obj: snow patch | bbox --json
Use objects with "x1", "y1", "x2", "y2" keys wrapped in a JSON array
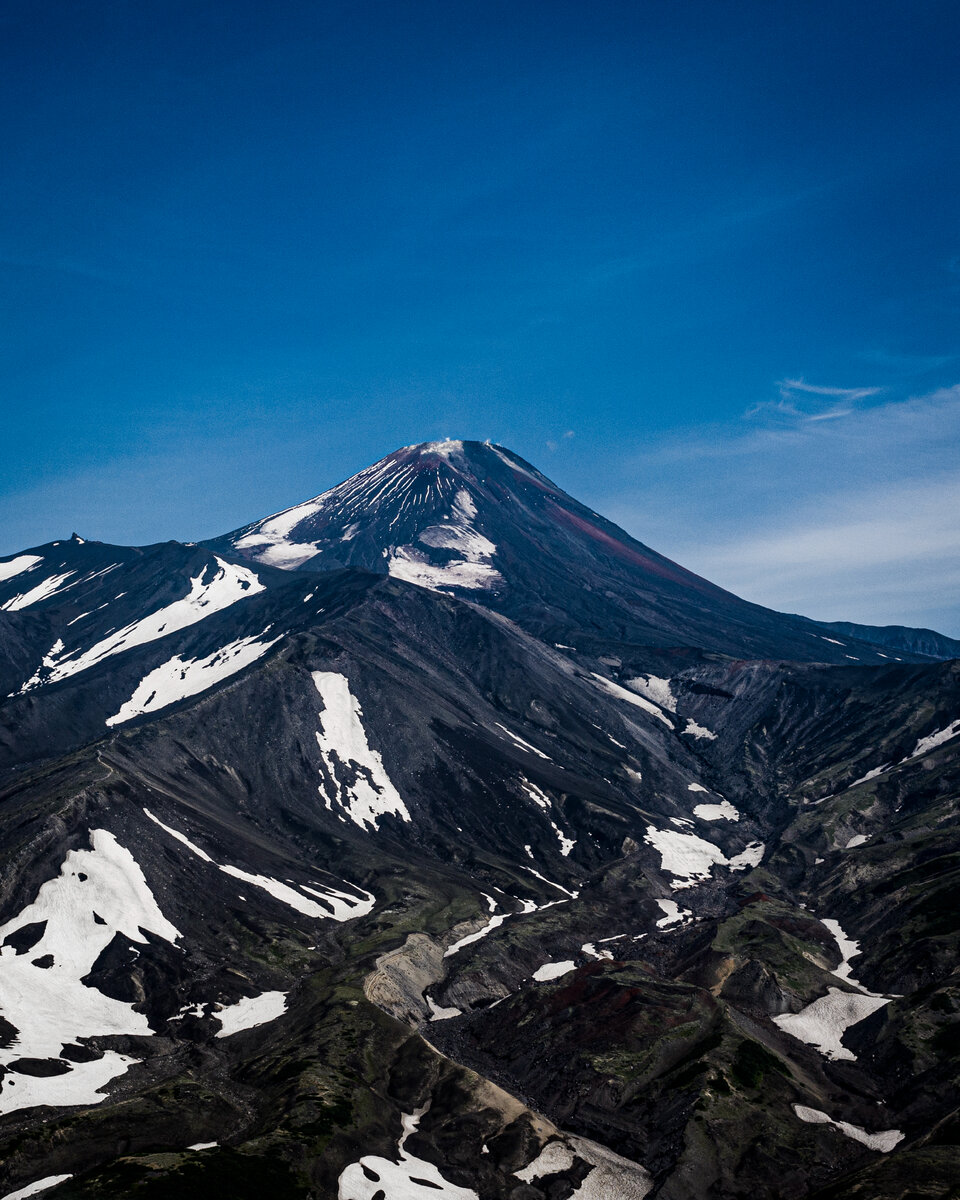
[
  {"x1": 143, "y1": 808, "x2": 374, "y2": 921},
  {"x1": 444, "y1": 895, "x2": 509, "y2": 958},
  {"x1": 581, "y1": 942, "x2": 614, "y2": 961},
  {"x1": 1, "y1": 571, "x2": 76, "y2": 611},
  {"x1": 644, "y1": 826, "x2": 762, "y2": 887},
  {"x1": 682, "y1": 718, "x2": 717, "y2": 740},
  {"x1": 792, "y1": 1105, "x2": 904, "y2": 1152},
  {"x1": 655, "y1": 899, "x2": 692, "y2": 928},
  {"x1": 106, "y1": 632, "x2": 281, "y2": 725},
  {"x1": 337, "y1": 1105, "x2": 479, "y2": 1200},
  {"x1": 520, "y1": 779, "x2": 575, "y2": 854},
  {"x1": 313, "y1": 671, "x2": 411, "y2": 830},
  {"x1": 388, "y1": 543, "x2": 501, "y2": 592},
  {"x1": 591, "y1": 673, "x2": 673, "y2": 727},
  {"x1": 533, "y1": 960, "x2": 575, "y2": 982},
  {"x1": 0, "y1": 554, "x2": 43, "y2": 583},
  {"x1": 498, "y1": 724, "x2": 551, "y2": 760},
  {"x1": 643, "y1": 827, "x2": 728, "y2": 889},
  {"x1": 214, "y1": 990, "x2": 288, "y2": 1038},
  {"x1": 847, "y1": 765, "x2": 891, "y2": 788},
  {"x1": 693, "y1": 800, "x2": 740, "y2": 822},
  {"x1": 728, "y1": 841, "x2": 765, "y2": 870},
  {"x1": 774, "y1": 988, "x2": 889, "y2": 1061},
  {"x1": 234, "y1": 495, "x2": 329, "y2": 568},
  {"x1": 1, "y1": 1176, "x2": 74, "y2": 1200},
  {"x1": 518, "y1": 1137, "x2": 653, "y2": 1198},
  {"x1": 20, "y1": 558, "x2": 264, "y2": 692},
  {"x1": 515, "y1": 1142, "x2": 575, "y2": 1181},
  {"x1": 908, "y1": 718, "x2": 960, "y2": 760},
  {"x1": 426, "y1": 995, "x2": 462, "y2": 1021},
  {"x1": 773, "y1": 915, "x2": 896, "y2": 1060},
  {"x1": 623, "y1": 674, "x2": 677, "y2": 712},
  {"x1": 0, "y1": 830, "x2": 180, "y2": 1115},
  {"x1": 845, "y1": 834, "x2": 870, "y2": 848}
]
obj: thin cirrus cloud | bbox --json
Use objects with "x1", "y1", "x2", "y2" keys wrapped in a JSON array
[
  {"x1": 599, "y1": 384, "x2": 960, "y2": 636},
  {"x1": 741, "y1": 379, "x2": 885, "y2": 425},
  {"x1": 776, "y1": 378, "x2": 883, "y2": 402}
]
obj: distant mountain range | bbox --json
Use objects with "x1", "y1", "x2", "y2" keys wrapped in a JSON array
[{"x1": 0, "y1": 440, "x2": 957, "y2": 1200}]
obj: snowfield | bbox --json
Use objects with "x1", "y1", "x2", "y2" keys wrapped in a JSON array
[
  {"x1": 215, "y1": 990, "x2": 288, "y2": 1038},
  {"x1": 0, "y1": 829, "x2": 180, "y2": 1114},
  {"x1": 644, "y1": 826, "x2": 764, "y2": 888},
  {"x1": 106, "y1": 631, "x2": 281, "y2": 725},
  {"x1": 20, "y1": 558, "x2": 264, "y2": 693},
  {"x1": 792, "y1": 1105, "x2": 904, "y2": 1152},
  {"x1": 338, "y1": 1106, "x2": 481, "y2": 1200},
  {"x1": 313, "y1": 671, "x2": 411, "y2": 830}
]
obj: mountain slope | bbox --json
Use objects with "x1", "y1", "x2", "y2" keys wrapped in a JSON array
[
  {"x1": 808, "y1": 619, "x2": 960, "y2": 662},
  {"x1": 208, "y1": 440, "x2": 918, "y2": 666},
  {"x1": 0, "y1": 442, "x2": 956, "y2": 1200}
]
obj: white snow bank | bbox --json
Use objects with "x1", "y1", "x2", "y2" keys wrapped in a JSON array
[
  {"x1": 1, "y1": 1175, "x2": 74, "y2": 1200},
  {"x1": 520, "y1": 779, "x2": 575, "y2": 854},
  {"x1": 426, "y1": 995, "x2": 461, "y2": 1021},
  {"x1": 388, "y1": 548, "x2": 501, "y2": 592},
  {"x1": 643, "y1": 827, "x2": 729, "y2": 889},
  {"x1": 821, "y1": 917, "x2": 872, "y2": 990},
  {"x1": 533, "y1": 960, "x2": 575, "y2": 982},
  {"x1": 215, "y1": 990, "x2": 288, "y2": 1038},
  {"x1": 20, "y1": 558, "x2": 264, "y2": 692},
  {"x1": 792, "y1": 1105, "x2": 904, "y2": 1152},
  {"x1": 499, "y1": 725, "x2": 552, "y2": 760},
  {"x1": 566, "y1": 1135, "x2": 654, "y2": 1199},
  {"x1": 517, "y1": 1136, "x2": 653, "y2": 1198},
  {"x1": 0, "y1": 829, "x2": 179, "y2": 1114},
  {"x1": 908, "y1": 718, "x2": 960, "y2": 760},
  {"x1": 106, "y1": 632, "x2": 280, "y2": 725},
  {"x1": 388, "y1": 490, "x2": 500, "y2": 594},
  {"x1": 773, "y1": 988, "x2": 889, "y2": 1061},
  {"x1": 591, "y1": 674, "x2": 672, "y2": 727},
  {"x1": 845, "y1": 834, "x2": 870, "y2": 848},
  {"x1": 444, "y1": 895, "x2": 508, "y2": 958},
  {"x1": 581, "y1": 942, "x2": 614, "y2": 960},
  {"x1": 313, "y1": 671, "x2": 411, "y2": 830},
  {"x1": 644, "y1": 826, "x2": 762, "y2": 888},
  {"x1": 687, "y1": 783, "x2": 709, "y2": 793},
  {"x1": 1, "y1": 571, "x2": 76, "y2": 611},
  {"x1": 0, "y1": 554, "x2": 42, "y2": 583},
  {"x1": 234, "y1": 496, "x2": 328, "y2": 568},
  {"x1": 728, "y1": 842, "x2": 765, "y2": 870},
  {"x1": 655, "y1": 899, "x2": 692, "y2": 929},
  {"x1": 221, "y1": 866, "x2": 357, "y2": 919},
  {"x1": 847, "y1": 765, "x2": 891, "y2": 789},
  {"x1": 337, "y1": 1106, "x2": 480, "y2": 1200},
  {"x1": 623, "y1": 674, "x2": 677, "y2": 712},
  {"x1": 682, "y1": 719, "x2": 717, "y2": 740},
  {"x1": 515, "y1": 1141, "x2": 575, "y2": 1180},
  {"x1": 693, "y1": 800, "x2": 740, "y2": 822}
]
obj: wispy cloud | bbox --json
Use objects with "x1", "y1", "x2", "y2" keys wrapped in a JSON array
[
  {"x1": 776, "y1": 378, "x2": 882, "y2": 402},
  {"x1": 594, "y1": 384, "x2": 960, "y2": 635},
  {"x1": 741, "y1": 378, "x2": 885, "y2": 424},
  {"x1": 545, "y1": 429, "x2": 575, "y2": 453}
]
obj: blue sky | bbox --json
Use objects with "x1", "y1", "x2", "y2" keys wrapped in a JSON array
[{"x1": 1, "y1": 1, "x2": 958, "y2": 633}]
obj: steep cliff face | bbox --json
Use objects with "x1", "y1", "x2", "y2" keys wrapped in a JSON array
[{"x1": 0, "y1": 444, "x2": 956, "y2": 1200}]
